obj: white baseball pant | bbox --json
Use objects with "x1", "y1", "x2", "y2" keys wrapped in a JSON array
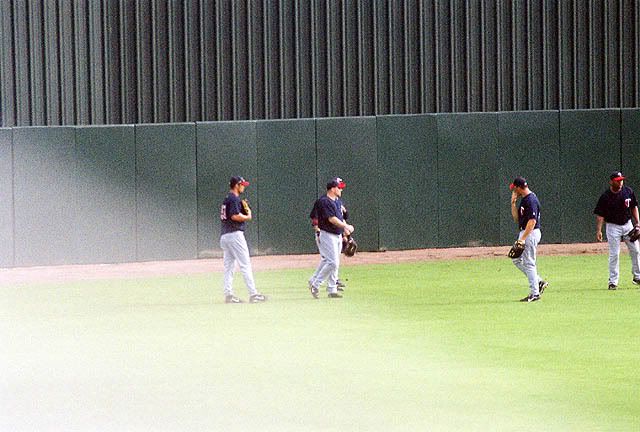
[
  {"x1": 220, "y1": 231, "x2": 258, "y2": 297},
  {"x1": 512, "y1": 228, "x2": 543, "y2": 296},
  {"x1": 309, "y1": 230, "x2": 342, "y2": 294},
  {"x1": 605, "y1": 220, "x2": 640, "y2": 285}
]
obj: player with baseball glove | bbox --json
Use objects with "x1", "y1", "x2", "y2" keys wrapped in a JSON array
[
  {"x1": 594, "y1": 171, "x2": 640, "y2": 290},
  {"x1": 509, "y1": 176, "x2": 548, "y2": 302},
  {"x1": 310, "y1": 198, "x2": 350, "y2": 290},
  {"x1": 308, "y1": 177, "x2": 354, "y2": 299},
  {"x1": 220, "y1": 176, "x2": 266, "y2": 304}
]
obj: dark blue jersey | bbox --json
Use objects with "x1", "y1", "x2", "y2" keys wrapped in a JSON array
[
  {"x1": 315, "y1": 195, "x2": 344, "y2": 235},
  {"x1": 220, "y1": 193, "x2": 246, "y2": 234},
  {"x1": 518, "y1": 192, "x2": 541, "y2": 231},
  {"x1": 310, "y1": 197, "x2": 348, "y2": 224},
  {"x1": 594, "y1": 186, "x2": 638, "y2": 225}
]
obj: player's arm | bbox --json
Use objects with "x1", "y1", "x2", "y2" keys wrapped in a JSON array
[
  {"x1": 231, "y1": 213, "x2": 251, "y2": 222},
  {"x1": 510, "y1": 191, "x2": 519, "y2": 223},
  {"x1": 633, "y1": 206, "x2": 640, "y2": 226},
  {"x1": 595, "y1": 215, "x2": 604, "y2": 242},
  {"x1": 519, "y1": 218, "x2": 537, "y2": 241},
  {"x1": 230, "y1": 201, "x2": 251, "y2": 222},
  {"x1": 311, "y1": 218, "x2": 320, "y2": 234},
  {"x1": 328, "y1": 216, "x2": 354, "y2": 235}
]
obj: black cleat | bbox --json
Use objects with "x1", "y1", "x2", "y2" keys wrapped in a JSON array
[
  {"x1": 337, "y1": 279, "x2": 346, "y2": 291},
  {"x1": 225, "y1": 295, "x2": 243, "y2": 304},
  {"x1": 608, "y1": 283, "x2": 618, "y2": 290},
  {"x1": 328, "y1": 293, "x2": 343, "y2": 298},
  {"x1": 520, "y1": 294, "x2": 540, "y2": 302},
  {"x1": 538, "y1": 280, "x2": 548, "y2": 295},
  {"x1": 633, "y1": 278, "x2": 640, "y2": 285},
  {"x1": 249, "y1": 293, "x2": 267, "y2": 303},
  {"x1": 309, "y1": 281, "x2": 319, "y2": 299}
]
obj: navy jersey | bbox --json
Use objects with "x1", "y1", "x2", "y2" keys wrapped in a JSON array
[
  {"x1": 594, "y1": 186, "x2": 638, "y2": 225},
  {"x1": 315, "y1": 195, "x2": 344, "y2": 235},
  {"x1": 220, "y1": 193, "x2": 246, "y2": 234},
  {"x1": 310, "y1": 197, "x2": 348, "y2": 224},
  {"x1": 518, "y1": 193, "x2": 541, "y2": 231},
  {"x1": 337, "y1": 198, "x2": 349, "y2": 221}
]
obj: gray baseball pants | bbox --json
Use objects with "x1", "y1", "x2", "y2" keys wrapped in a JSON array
[
  {"x1": 512, "y1": 228, "x2": 543, "y2": 296},
  {"x1": 605, "y1": 220, "x2": 640, "y2": 285},
  {"x1": 220, "y1": 231, "x2": 258, "y2": 297},
  {"x1": 310, "y1": 230, "x2": 342, "y2": 294}
]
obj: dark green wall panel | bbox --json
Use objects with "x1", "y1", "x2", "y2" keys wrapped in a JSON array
[
  {"x1": 0, "y1": 129, "x2": 13, "y2": 267},
  {"x1": 13, "y1": 127, "x2": 78, "y2": 266},
  {"x1": 75, "y1": 126, "x2": 136, "y2": 263},
  {"x1": 377, "y1": 115, "x2": 439, "y2": 250},
  {"x1": 135, "y1": 124, "x2": 197, "y2": 261},
  {"x1": 559, "y1": 110, "x2": 621, "y2": 243},
  {"x1": 316, "y1": 117, "x2": 379, "y2": 251},
  {"x1": 621, "y1": 109, "x2": 640, "y2": 186},
  {"x1": 256, "y1": 119, "x2": 317, "y2": 254},
  {"x1": 437, "y1": 113, "x2": 500, "y2": 247},
  {"x1": 3, "y1": 110, "x2": 635, "y2": 266},
  {"x1": 196, "y1": 121, "x2": 257, "y2": 256},
  {"x1": 497, "y1": 111, "x2": 562, "y2": 245}
]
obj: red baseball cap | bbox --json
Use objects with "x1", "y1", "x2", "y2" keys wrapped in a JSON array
[
  {"x1": 509, "y1": 176, "x2": 527, "y2": 190},
  {"x1": 610, "y1": 171, "x2": 625, "y2": 181},
  {"x1": 327, "y1": 177, "x2": 346, "y2": 190},
  {"x1": 230, "y1": 176, "x2": 250, "y2": 187}
]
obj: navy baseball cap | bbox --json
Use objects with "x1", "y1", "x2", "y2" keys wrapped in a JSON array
[
  {"x1": 610, "y1": 171, "x2": 625, "y2": 181},
  {"x1": 326, "y1": 177, "x2": 346, "y2": 190},
  {"x1": 509, "y1": 176, "x2": 527, "y2": 190},
  {"x1": 230, "y1": 176, "x2": 250, "y2": 187}
]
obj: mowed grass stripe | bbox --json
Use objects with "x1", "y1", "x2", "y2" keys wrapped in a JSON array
[{"x1": 2, "y1": 254, "x2": 639, "y2": 431}]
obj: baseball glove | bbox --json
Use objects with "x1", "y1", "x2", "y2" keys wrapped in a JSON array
[
  {"x1": 342, "y1": 235, "x2": 358, "y2": 257},
  {"x1": 241, "y1": 199, "x2": 251, "y2": 215},
  {"x1": 508, "y1": 239, "x2": 525, "y2": 258},
  {"x1": 627, "y1": 226, "x2": 640, "y2": 242}
]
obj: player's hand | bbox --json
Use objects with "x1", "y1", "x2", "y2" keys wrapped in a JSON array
[
  {"x1": 344, "y1": 224, "x2": 354, "y2": 236},
  {"x1": 511, "y1": 190, "x2": 519, "y2": 204},
  {"x1": 596, "y1": 231, "x2": 603, "y2": 242}
]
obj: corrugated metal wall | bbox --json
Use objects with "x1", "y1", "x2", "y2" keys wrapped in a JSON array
[{"x1": 1, "y1": 0, "x2": 639, "y2": 127}]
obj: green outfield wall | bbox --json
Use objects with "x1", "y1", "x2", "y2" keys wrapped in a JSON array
[
  {"x1": 1, "y1": 109, "x2": 638, "y2": 267},
  {"x1": 497, "y1": 111, "x2": 562, "y2": 245},
  {"x1": 196, "y1": 121, "x2": 258, "y2": 256}
]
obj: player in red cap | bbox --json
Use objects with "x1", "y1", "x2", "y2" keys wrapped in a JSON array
[
  {"x1": 594, "y1": 171, "x2": 640, "y2": 290},
  {"x1": 219, "y1": 176, "x2": 266, "y2": 303},
  {"x1": 308, "y1": 177, "x2": 354, "y2": 299}
]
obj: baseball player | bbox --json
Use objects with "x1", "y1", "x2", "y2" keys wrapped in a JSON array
[
  {"x1": 220, "y1": 176, "x2": 266, "y2": 303},
  {"x1": 310, "y1": 198, "x2": 348, "y2": 290},
  {"x1": 510, "y1": 176, "x2": 548, "y2": 302},
  {"x1": 308, "y1": 177, "x2": 354, "y2": 299},
  {"x1": 594, "y1": 171, "x2": 640, "y2": 290}
]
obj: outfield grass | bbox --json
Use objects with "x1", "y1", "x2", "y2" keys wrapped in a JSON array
[{"x1": 2, "y1": 254, "x2": 639, "y2": 431}]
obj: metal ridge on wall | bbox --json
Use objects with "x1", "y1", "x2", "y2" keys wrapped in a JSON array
[{"x1": 1, "y1": 0, "x2": 639, "y2": 127}]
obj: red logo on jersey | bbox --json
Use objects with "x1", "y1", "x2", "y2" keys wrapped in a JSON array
[{"x1": 625, "y1": 198, "x2": 631, "y2": 208}]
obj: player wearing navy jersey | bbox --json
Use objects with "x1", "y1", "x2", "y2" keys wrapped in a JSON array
[
  {"x1": 510, "y1": 177, "x2": 548, "y2": 302},
  {"x1": 220, "y1": 176, "x2": 266, "y2": 303},
  {"x1": 310, "y1": 197, "x2": 349, "y2": 290},
  {"x1": 308, "y1": 177, "x2": 354, "y2": 299},
  {"x1": 594, "y1": 171, "x2": 640, "y2": 290}
]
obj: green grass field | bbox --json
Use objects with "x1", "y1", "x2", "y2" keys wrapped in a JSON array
[{"x1": 2, "y1": 254, "x2": 639, "y2": 431}]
